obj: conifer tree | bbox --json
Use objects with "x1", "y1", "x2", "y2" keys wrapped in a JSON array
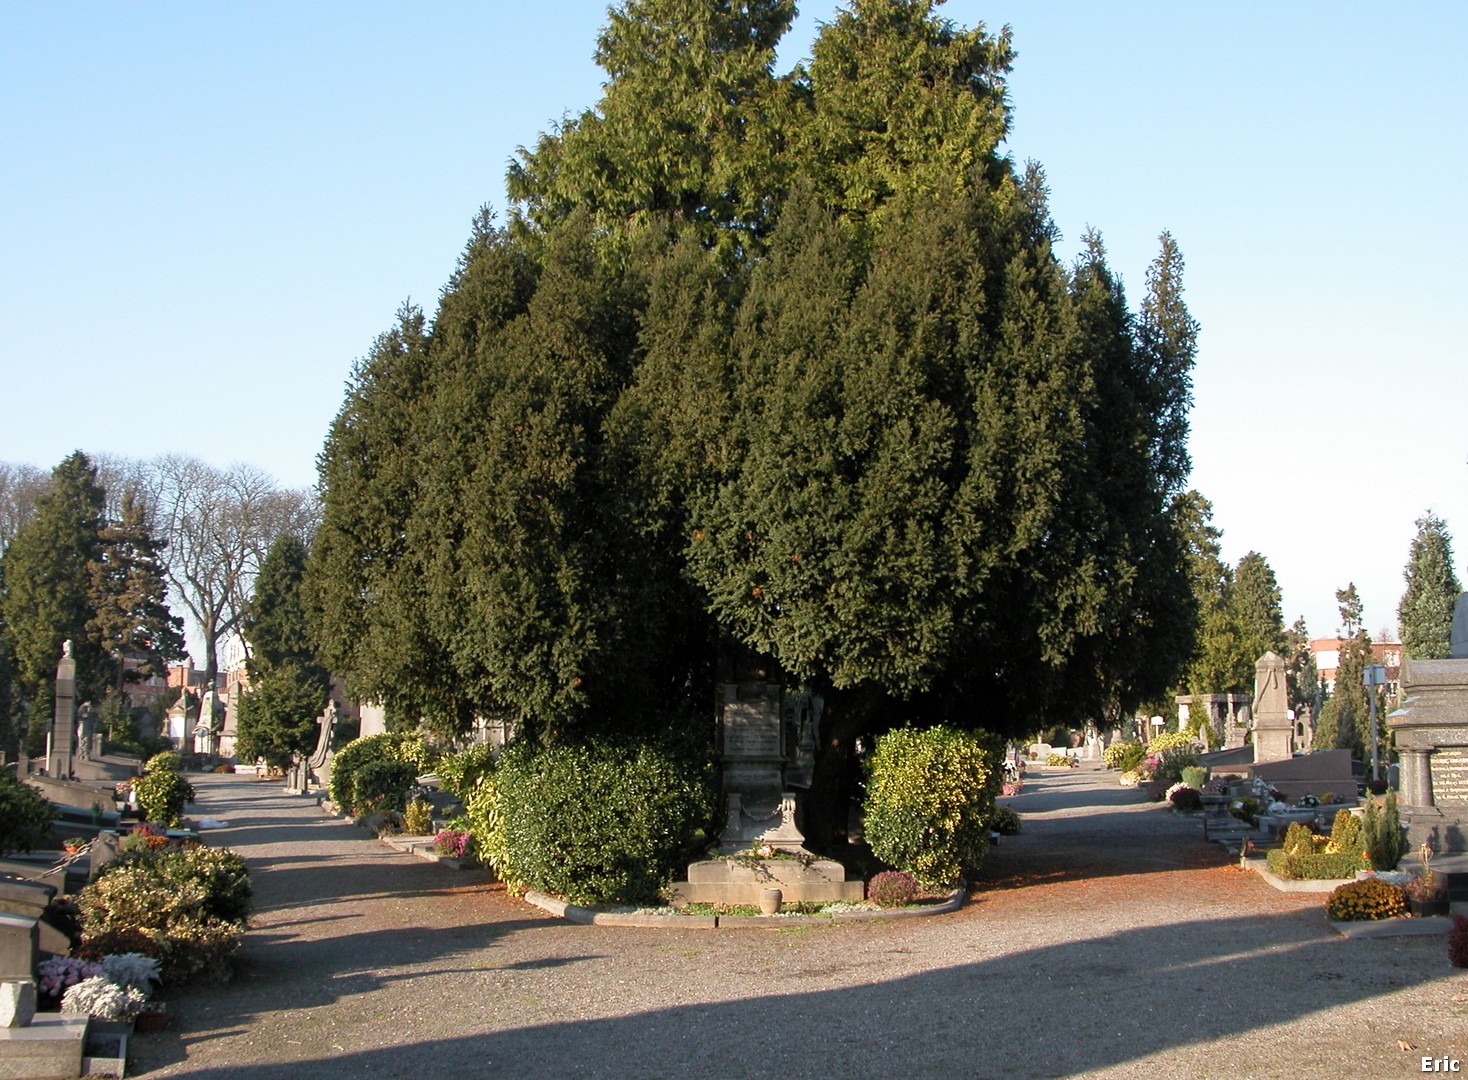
[
  {"x1": 88, "y1": 489, "x2": 186, "y2": 693},
  {"x1": 1399, "y1": 511, "x2": 1460, "y2": 660},
  {"x1": 237, "y1": 534, "x2": 331, "y2": 767},
  {"x1": 0, "y1": 452, "x2": 108, "y2": 717}
]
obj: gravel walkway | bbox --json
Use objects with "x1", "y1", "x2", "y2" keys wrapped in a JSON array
[{"x1": 124, "y1": 767, "x2": 1468, "y2": 1079}]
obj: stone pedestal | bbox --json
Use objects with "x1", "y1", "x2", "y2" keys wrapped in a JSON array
[
  {"x1": 1252, "y1": 652, "x2": 1294, "y2": 763},
  {"x1": 1390, "y1": 657, "x2": 1468, "y2": 853},
  {"x1": 48, "y1": 646, "x2": 76, "y2": 780}
]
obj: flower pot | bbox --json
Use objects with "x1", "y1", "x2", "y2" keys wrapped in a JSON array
[
  {"x1": 758, "y1": 887, "x2": 783, "y2": 915},
  {"x1": 1409, "y1": 898, "x2": 1450, "y2": 918},
  {"x1": 135, "y1": 1003, "x2": 166, "y2": 1032}
]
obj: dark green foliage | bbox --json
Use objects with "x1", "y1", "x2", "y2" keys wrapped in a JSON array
[
  {"x1": 1231, "y1": 552, "x2": 1285, "y2": 669},
  {"x1": 1266, "y1": 848, "x2": 1363, "y2": 881},
  {"x1": 88, "y1": 490, "x2": 186, "y2": 691},
  {"x1": 1170, "y1": 787, "x2": 1202, "y2": 812},
  {"x1": 326, "y1": 732, "x2": 425, "y2": 815},
  {"x1": 492, "y1": 736, "x2": 715, "y2": 904},
  {"x1": 0, "y1": 453, "x2": 108, "y2": 707},
  {"x1": 434, "y1": 742, "x2": 497, "y2": 799},
  {"x1": 352, "y1": 759, "x2": 418, "y2": 815},
  {"x1": 1328, "y1": 808, "x2": 1362, "y2": 854},
  {"x1": 238, "y1": 533, "x2": 330, "y2": 768},
  {"x1": 1284, "y1": 616, "x2": 1319, "y2": 719},
  {"x1": 988, "y1": 805, "x2": 1021, "y2": 836},
  {"x1": 1363, "y1": 790, "x2": 1406, "y2": 871},
  {"x1": 313, "y1": 1, "x2": 1201, "y2": 847},
  {"x1": 0, "y1": 770, "x2": 57, "y2": 855},
  {"x1": 1399, "y1": 511, "x2": 1460, "y2": 660}
]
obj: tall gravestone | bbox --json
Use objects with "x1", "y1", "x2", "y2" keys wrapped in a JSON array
[
  {"x1": 717, "y1": 672, "x2": 804, "y2": 854},
  {"x1": 1252, "y1": 651, "x2": 1293, "y2": 763},
  {"x1": 47, "y1": 642, "x2": 76, "y2": 780},
  {"x1": 1390, "y1": 601, "x2": 1468, "y2": 853}
]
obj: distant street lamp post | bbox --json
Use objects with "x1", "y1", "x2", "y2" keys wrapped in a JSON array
[{"x1": 1364, "y1": 663, "x2": 1387, "y2": 783}]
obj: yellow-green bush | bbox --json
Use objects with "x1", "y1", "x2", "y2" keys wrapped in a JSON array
[
  {"x1": 863, "y1": 726, "x2": 1000, "y2": 887},
  {"x1": 1146, "y1": 730, "x2": 1194, "y2": 754},
  {"x1": 1326, "y1": 877, "x2": 1407, "y2": 921}
]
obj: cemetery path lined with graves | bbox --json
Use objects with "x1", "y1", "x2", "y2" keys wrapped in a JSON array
[{"x1": 127, "y1": 769, "x2": 1467, "y2": 1080}]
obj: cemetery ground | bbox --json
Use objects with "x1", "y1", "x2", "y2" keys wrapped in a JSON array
[{"x1": 125, "y1": 769, "x2": 1466, "y2": 1080}]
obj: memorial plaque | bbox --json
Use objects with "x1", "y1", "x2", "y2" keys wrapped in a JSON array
[
  {"x1": 723, "y1": 700, "x2": 780, "y2": 758},
  {"x1": 1432, "y1": 747, "x2": 1468, "y2": 804}
]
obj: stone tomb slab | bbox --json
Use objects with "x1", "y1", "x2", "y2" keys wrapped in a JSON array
[
  {"x1": 0, "y1": 1014, "x2": 88, "y2": 1080},
  {"x1": 672, "y1": 858, "x2": 865, "y2": 905}
]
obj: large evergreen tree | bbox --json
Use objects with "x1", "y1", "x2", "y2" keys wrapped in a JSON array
[
  {"x1": 314, "y1": 0, "x2": 1201, "y2": 849},
  {"x1": 1398, "y1": 511, "x2": 1460, "y2": 660},
  {"x1": 237, "y1": 533, "x2": 331, "y2": 767},
  {"x1": 88, "y1": 490, "x2": 186, "y2": 692},
  {"x1": 0, "y1": 453, "x2": 109, "y2": 729},
  {"x1": 1231, "y1": 551, "x2": 1285, "y2": 670}
]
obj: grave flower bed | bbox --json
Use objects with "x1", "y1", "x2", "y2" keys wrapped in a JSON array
[{"x1": 1266, "y1": 813, "x2": 1366, "y2": 880}]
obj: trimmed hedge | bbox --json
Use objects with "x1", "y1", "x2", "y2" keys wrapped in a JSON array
[
  {"x1": 863, "y1": 725, "x2": 1000, "y2": 887},
  {"x1": 353, "y1": 759, "x2": 418, "y2": 815},
  {"x1": 0, "y1": 771, "x2": 57, "y2": 856},
  {"x1": 491, "y1": 737, "x2": 714, "y2": 905},
  {"x1": 1266, "y1": 849, "x2": 1363, "y2": 880},
  {"x1": 328, "y1": 732, "x2": 431, "y2": 816}
]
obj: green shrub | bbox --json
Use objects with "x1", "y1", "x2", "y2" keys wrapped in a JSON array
[
  {"x1": 403, "y1": 798, "x2": 433, "y2": 835},
  {"x1": 989, "y1": 805, "x2": 1021, "y2": 836},
  {"x1": 79, "y1": 843, "x2": 250, "y2": 982},
  {"x1": 1170, "y1": 786, "x2": 1202, "y2": 812},
  {"x1": 1328, "y1": 808, "x2": 1363, "y2": 854},
  {"x1": 493, "y1": 736, "x2": 714, "y2": 905},
  {"x1": 1326, "y1": 877, "x2": 1407, "y2": 921},
  {"x1": 1180, "y1": 766, "x2": 1208, "y2": 790},
  {"x1": 1281, "y1": 821, "x2": 1318, "y2": 857},
  {"x1": 863, "y1": 725, "x2": 1000, "y2": 887},
  {"x1": 328, "y1": 733, "x2": 427, "y2": 815},
  {"x1": 352, "y1": 759, "x2": 418, "y2": 815},
  {"x1": 1363, "y1": 791, "x2": 1406, "y2": 871},
  {"x1": 464, "y1": 772, "x2": 510, "y2": 883},
  {"x1": 1153, "y1": 747, "x2": 1199, "y2": 786},
  {"x1": 1102, "y1": 740, "x2": 1140, "y2": 770},
  {"x1": 0, "y1": 771, "x2": 57, "y2": 856},
  {"x1": 144, "y1": 750, "x2": 183, "y2": 775},
  {"x1": 435, "y1": 742, "x2": 497, "y2": 799},
  {"x1": 132, "y1": 768, "x2": 196, "y2": 826},
  {"x1": 1266, "y1": 848, "x2": 1363, "y2": 880}
]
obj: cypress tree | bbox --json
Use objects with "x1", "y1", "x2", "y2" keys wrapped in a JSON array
[{"x1": 1399, "y1": 511, "x2": 1460, "y2": 660}]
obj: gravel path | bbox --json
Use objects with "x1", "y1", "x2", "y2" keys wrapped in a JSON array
[{"x1": 124, "y1": 767, "x2": 1468, "y2": 1079}]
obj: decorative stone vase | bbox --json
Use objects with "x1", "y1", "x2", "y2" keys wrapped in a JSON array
[{"x1": 758, "y1": 887, "x2": 783, "y2": 915}]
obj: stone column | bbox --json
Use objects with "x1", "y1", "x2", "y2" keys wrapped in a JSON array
[{"x1": 48, "y1": 642, "x2": 76, "y2": 779}]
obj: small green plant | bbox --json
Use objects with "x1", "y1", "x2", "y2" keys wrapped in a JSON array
[
  {"x1": 61, "y1": 975, "x2": 147, "y2": 1021},
  {"x1": 863, "y1": 725, "x2": 1000, "y2": 887},
  {"x1": 403, "y1": 798, "x2": 433, "y2": 836},
  {"x1": 131, "y1": 768, "x2": 196, "y2": 826},
  {"x1": 867, "y1": 870, "x2": 919, "y2": 908},
  {"x1": 144, "y1": 750, "x2": 183, "y2": 775},
  {"x1": 1325, "y1": 877, "x2": 1407, "y2": 921},
  {"x1": 434, "y1": 742, "x2": 496, "y2": 798},
  {"x1": 989, "y1": 805, "x2": 1021, "y2": 836},
  {"x1": 1326, "y1": 808, "x2": 1362, "y2": 854},
  {"x1": 1102, "y1": 740, "x2": 1141, "y2": 770},
  {"x1": 1362, "y1": 790, "x2": 1406, "y2": 871},
  {"x1": 1180, "y1": 766, "x2": 1208, "y2": 790}
]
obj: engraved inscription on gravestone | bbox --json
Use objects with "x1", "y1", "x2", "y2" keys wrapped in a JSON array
[
  {"x1": 1432, "y1": 747, "x2": 1468, "y2": 803},
  {"x1": 723, "y1": 700, "x2": 781, "y2": 757}
]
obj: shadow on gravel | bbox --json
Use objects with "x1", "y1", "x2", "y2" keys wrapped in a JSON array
[{"x1": 140, "y1": 904, "x2": 1461, "y2": 1080}]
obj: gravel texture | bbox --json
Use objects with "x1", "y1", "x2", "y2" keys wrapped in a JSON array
[{"x1": 124, "y1": 766, "x2": 1468, "y2": 1079}]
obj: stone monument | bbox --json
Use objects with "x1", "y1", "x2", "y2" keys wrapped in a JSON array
[
  {"x1": 669, "y1": 647, "x2": 862, "y2": 907},
  {"x1": 1390, "y1": 653, "x2": 1468, "y2": 853},
  {"x1": 47, "y1": 641, "x2": 77, "y2": 779},
  {"x1": 1252, "y1": 651, "x2": 1293, "y2": 763}
]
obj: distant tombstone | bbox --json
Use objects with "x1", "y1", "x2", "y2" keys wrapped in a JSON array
[
  {"x1": 1252, "y1": 651, "x2": 1293, "y2": 763},
  {"x1": 48, "y1": 643, "x2": 77, "y2": 779}
]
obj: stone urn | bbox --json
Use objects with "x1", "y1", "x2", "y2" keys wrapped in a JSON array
[{"x1": 758, "y1": 887, "x2": 783, "y2": 915}]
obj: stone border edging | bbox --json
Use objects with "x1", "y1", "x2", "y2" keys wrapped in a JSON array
[
  {"x1": 522, "y1": 887, "x2": 965, "y2": 928},
  {"x1": 1328, "y1": 916, "x2": 1452, "y2": 938},
  {"x1": 1243, "y1": 857, "x2": 1353, "y2": 893}
]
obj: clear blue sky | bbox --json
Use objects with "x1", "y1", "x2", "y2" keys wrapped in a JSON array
[{"x1": 4, "y1": 2, "x2": 1466, "y2": 647}]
